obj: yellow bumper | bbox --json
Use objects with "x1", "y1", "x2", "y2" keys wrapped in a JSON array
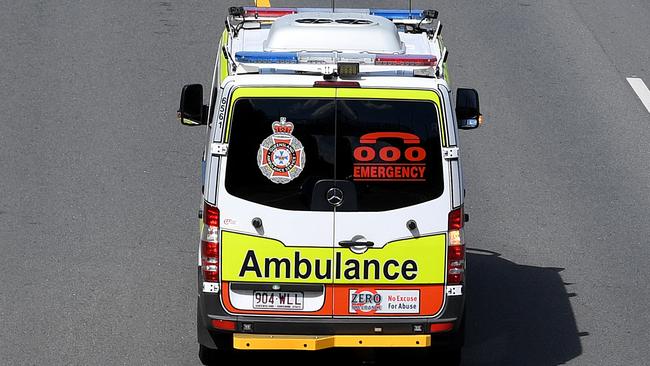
[{"x1": 233, "y1": 334, "x2": 431, "y2": 351}]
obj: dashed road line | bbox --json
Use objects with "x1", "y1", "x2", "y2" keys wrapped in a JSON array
[{"x1": 627, "y1": 77, "x2": 650, "y2": 114}]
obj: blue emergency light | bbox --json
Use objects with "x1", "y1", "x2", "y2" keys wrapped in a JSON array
[
  {"x1": 369, "y1": 9, "x2": 424, "y2": 20},
  {"x1": 234, "y1": 51, "x2": 299, "y2": 64}
]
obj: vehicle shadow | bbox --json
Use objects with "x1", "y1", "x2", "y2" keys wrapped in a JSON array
[
  {"x1": 461, "y1": 249, "x2": 583, "y2": 366},
  {"x1": 218, "y1": 250, "x2": 583, "y2": 366}
]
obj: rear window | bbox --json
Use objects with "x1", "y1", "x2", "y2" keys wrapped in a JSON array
[
  {"x1": 336, "y1": 99, "x2": 444, "y2": 211},
  {"x1": 224, "y1": 97, "x2": 443, "y2": 211}
]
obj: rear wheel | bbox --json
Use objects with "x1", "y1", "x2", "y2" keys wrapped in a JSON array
[
  {"x1": 418, "y1": 313, "x2": 465, "y2": 365},
  {"x1": 198, "y1": 344, "x2": 219, "y2": 366},
  {"x1": 440, "y1": 347, "x2": 462, "y2": 366},
  {"x1": 199, "y1": 343, "x2": 236, "y2": 365}
]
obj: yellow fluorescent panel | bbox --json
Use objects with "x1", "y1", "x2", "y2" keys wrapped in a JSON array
[
  {"x1": 233, "y1": 334, "x2": 431, "y2": 350},
  {"x1": 220, "y1": 231, "x2": 446, "y2": 284}
]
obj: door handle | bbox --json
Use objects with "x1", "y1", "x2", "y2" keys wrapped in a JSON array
[{"x1": 338, "y1": 240, "x2": 374, "y2": 248}]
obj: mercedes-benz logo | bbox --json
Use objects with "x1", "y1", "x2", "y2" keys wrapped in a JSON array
[{"x1": 326, "y1": 187, "x2": 344, "y2": 207}]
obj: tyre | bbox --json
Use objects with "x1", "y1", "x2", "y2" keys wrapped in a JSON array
[
  {"x1": 440, "y1": 347, "x2": 462, "y2": 366},
  {"x1": 199, "y1": 344, "x2": 222, "y2": 366}
]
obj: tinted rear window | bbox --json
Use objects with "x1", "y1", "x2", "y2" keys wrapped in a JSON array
[
  {"x1": 336, "y1": 99, "x2": 443, "y2": 211},
  {"x1": 224, "y1": 97, "x2": 443, "y2": 211}
]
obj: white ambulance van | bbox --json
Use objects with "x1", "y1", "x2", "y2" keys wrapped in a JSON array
[{"x1": 177, "y1": 6, "x2": 483, "y2": 365}]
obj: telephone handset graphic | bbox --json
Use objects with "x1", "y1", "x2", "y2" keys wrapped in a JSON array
[
  {"x1": 354, "y1": 132, "x2": 426, "y2": 163},
  {"x1": 359, "y1": 132, "x2": 421, "y2": 145}
]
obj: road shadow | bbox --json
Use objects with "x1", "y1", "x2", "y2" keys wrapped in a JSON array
[
  {"x1": 216, "y1": 250, "x2": 583, "y2": 366},
  {"x1": 462, "y1": 249, "x2": 583, "y2": 365}
]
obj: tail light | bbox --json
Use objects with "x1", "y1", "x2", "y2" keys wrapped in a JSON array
[
  {"x1": 201, "y1": 202, "x2": 220, "y2": 283},
  {"x1": 447, "y1": 207, "x2": 465, "y2": 285}
]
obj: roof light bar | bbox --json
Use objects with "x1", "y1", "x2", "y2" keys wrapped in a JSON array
[
  {"x1": 243, "y1": 7, "x2": 297, "y2": 18},
  {"x1": 235, "y1": 51, "x2": 439, "y2": 69},
  {"x1": 375, "y1": 54, "x2": 438, "y2": 67},
  {"x1": 235, "y1": 51, "x2": 298, "y2": 64},
  {"x1": 236, "y1": 7, "x2": 429, "y2": 21}
]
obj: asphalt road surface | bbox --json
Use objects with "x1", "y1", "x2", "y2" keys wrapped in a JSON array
[{"x1": 2, "y1": 1, "x2": 649, "y2": 365}]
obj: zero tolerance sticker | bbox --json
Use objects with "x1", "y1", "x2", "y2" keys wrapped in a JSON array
[{"x1": 257, "y1": 117, "x2": 306, "y2": 184}]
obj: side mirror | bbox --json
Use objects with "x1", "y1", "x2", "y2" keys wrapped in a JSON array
[
  {"x1": 178, "y1": 84, "x2": 208, "y2": 126},
  {"x1": 456, "y1": 88, "x2": 483, "y2": 129}
]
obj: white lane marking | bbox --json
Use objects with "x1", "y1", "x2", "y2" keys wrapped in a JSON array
[{"x1": 627, "y1": 78, "x2": 650, "y2": 114}]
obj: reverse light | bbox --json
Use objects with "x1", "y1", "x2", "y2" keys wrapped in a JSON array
[
  {"x1": 447, "y1": 207, "x2": 465, "y2": 285},
  {"x1": 201, "y1": 202, "x2": 220, "y2": 284},
  {"x1": 375, "y1": 54, "x2": 438, "y2": 67}
]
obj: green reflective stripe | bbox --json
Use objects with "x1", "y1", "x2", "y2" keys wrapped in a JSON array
[
  {"x1": 230, "y1": 87, "x2": 336, "y2": 98},
  {"x1": 219, "y1": 29, "x2": 229, "y2": 83},
  {"x1": 336, "y1": 88, "x2": 447, "y2": 146},
  {"x1": 224, "y1": 87, "x2": 336, "y2": 142}
]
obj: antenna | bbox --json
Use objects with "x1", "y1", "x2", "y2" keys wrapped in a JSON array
[
  {"x1": 408, "y1": 0, "x2": 412, "y2": 18},
  {"x1": 332, "y1": 0, "x2": 335, "y2": 12}
]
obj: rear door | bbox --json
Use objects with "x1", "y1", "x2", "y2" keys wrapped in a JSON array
[
  {"x1": 217, "y1": 88, "x2": 336, "y2": 317},
  {"x1": 331, "y1": 89, "x2": 449, "y2": 318}
]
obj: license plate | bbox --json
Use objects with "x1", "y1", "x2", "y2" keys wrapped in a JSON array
[{"x1": 253, "y1": 291, "x2": 304, "y2": 310}]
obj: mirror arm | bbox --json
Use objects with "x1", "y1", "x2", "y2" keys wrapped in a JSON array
[{"x1": 201, "y1": 105, "x2": 209, "y2": 124}]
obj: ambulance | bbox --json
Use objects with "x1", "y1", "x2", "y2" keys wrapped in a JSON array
[{"x1": 177, "y1": 6, "x2": 483, "y2": 365}]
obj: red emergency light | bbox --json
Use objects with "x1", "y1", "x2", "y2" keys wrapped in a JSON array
[
  {"x1": 375, "y1": 54, "x2": 438, "y2": 67},
  {"x1": 244, "y1": 7, "x2": 298, "y2": 18}
]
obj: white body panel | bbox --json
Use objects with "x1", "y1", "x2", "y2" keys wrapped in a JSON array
[
  {"x1": 334, "y1": 196, "x2": 450, "y2": 250},
  {"x1": 216, "y1": 158, "x2": 333, "y2": 248}
]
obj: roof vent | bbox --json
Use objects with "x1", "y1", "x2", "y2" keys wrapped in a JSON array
[
  {"x1": 335, "y1": 19, "x2": 374, "y2": 25},
  {"x1": 264, "y1": 13, "x2": 404, "y2": 54},
  {"x1": 295, "y1": 18, "x2": 334, "y2": 24}
]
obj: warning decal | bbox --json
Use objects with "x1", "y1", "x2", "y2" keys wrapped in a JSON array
[{"x1": 349, "y1": 289, "x2": 420, "y2": 314}]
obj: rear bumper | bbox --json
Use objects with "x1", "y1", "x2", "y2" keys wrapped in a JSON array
[
  {"x1": 233, "y1": 333, "x2": 431, "y2": 350},
  {"x1": 198, "y1": 294, "x2": 464, "y2": 351},
  {"x1": 197, "y1": 270, "x2": 465, "y2": 349}
]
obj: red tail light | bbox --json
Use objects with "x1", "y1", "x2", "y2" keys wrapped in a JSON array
[
  {"x1": 448, "y1": 206, "x2": 464, "y2": 230},
  {"x1": 201, "y1": 241, "x2": 219, "y2": 282},
  {"x1": 201, "y1": 202, "x2": 220, "y2": 283},
  {"x1": 447, "y1": 207, "x2": 465, "y2": 285},
  {"x1": 203, "y1": 202, "x2": 220, "y2": 227}
]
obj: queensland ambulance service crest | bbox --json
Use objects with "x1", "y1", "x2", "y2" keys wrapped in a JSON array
[{"x1": 257, "y1": 117, "x2": 306, "y2": 184}]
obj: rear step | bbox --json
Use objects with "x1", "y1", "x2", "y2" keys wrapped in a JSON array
[{"x1": 233, "y1": 334, "x2": 431, "y2": 350}]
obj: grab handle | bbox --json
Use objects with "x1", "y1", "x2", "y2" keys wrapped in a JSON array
[{"x1": 338, "y1": 240, "x2": 374, "y2": 248}]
